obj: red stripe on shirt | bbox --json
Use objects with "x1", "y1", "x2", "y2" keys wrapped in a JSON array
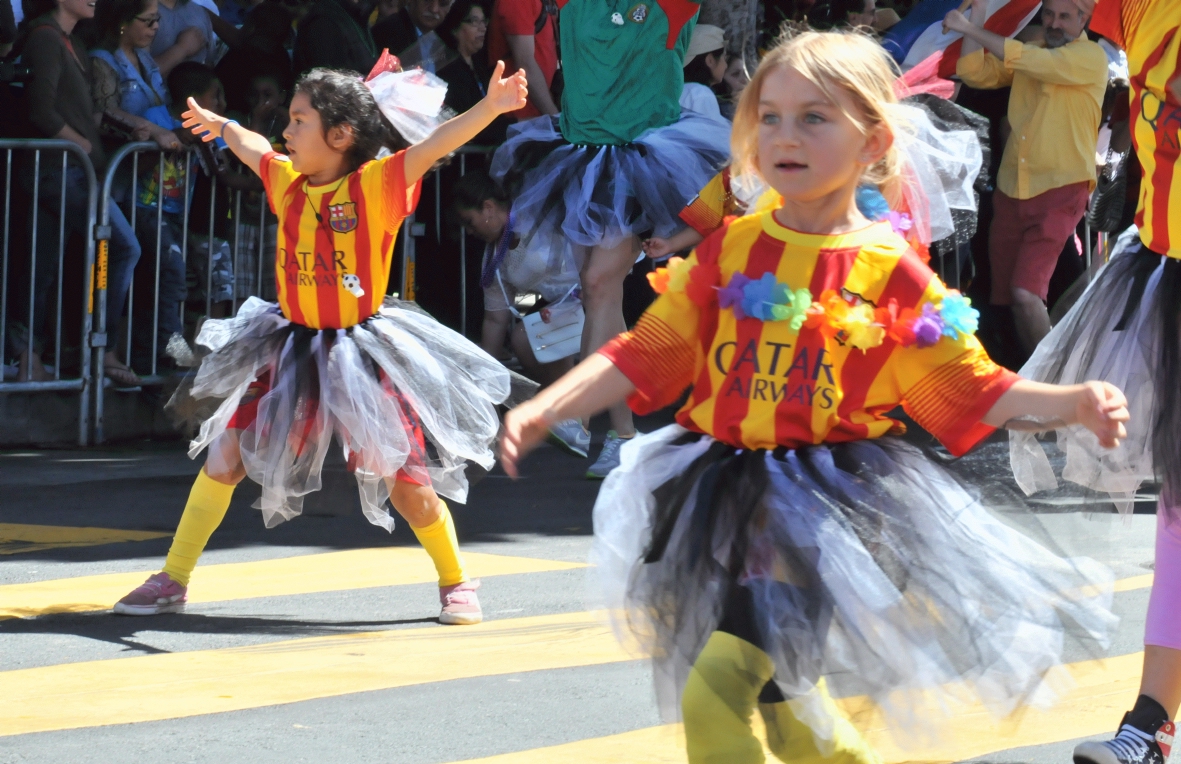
[
  {"x1": 1139, "y1": 33, "x2": 1178, "y2": 256},
  {"x1": 280, "y1": 188, "x2": 308, "y2": 327},
  {"x1": 687, "y1": 227, "x2": 728, "y2": 413},
  {"x1": 314, "y1": 192, "x2": 342, "y2": 329},
  {"x1": 782, "y1": 245, "x2": 866, "y2": 444},
  {"x1": 827, "y1": 249, "x2": 929, "y2": 444},
  {"x1": 349, "y1": 173, "x2": 376, "y2": 320},
  {"x1": 710, "y1": 232, "x2": 781, "y2": 446}
]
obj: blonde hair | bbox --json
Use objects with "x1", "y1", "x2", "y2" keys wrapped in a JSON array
[{"x1": 731, "y1": 30, "x2": 904, "y2": 204}]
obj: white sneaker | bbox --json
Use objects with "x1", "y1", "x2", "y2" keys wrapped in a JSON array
[
  {"x1": 547, "y1": 419, "x2": 590, "y2": 458},
  {"x1": 586, "y1": 430, "x2": 631, "y2": 480}
]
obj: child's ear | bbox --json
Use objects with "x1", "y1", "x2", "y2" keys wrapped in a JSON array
[
  {"x1": 858, "y1": 122, "x2": 894, "y2": 167},
  {"x1": 481, "y1": 199, "x2": 499, "y2": 217},
  {"x1": 326, "y1": 124, "x2": 355, "y2": 153}
]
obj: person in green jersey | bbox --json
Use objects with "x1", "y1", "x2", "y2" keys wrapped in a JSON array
[{"x1": 490, "y1": 0, "x2": 730, "y2": 480}]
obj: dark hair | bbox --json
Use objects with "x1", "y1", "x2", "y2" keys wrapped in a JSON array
[
  {"x1": 14, "y1": 0, "x2": 59, "y2": 47},
  {"x1": 452, "y1": 170, "x2": 508, "y2": 213},
  {"x1": 683, "y1": 47, "x2": 725, "y2": 86},
  {"x1": 805, "y1": 0, "x2": 868, "y2": 29},
  {"x1": 437, "y1": 0, "x2": 488, "y2": 51},
  {"x1": 294, "y1": 68, "x2": 409, "y2": 173},
  {"x1": 168, "y1": 61, "x2": 219, "y2": 104},
  {"x1": 91, "y1": 0, "x2": 151, "y2": 50}
]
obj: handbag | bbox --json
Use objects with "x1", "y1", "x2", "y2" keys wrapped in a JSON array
[
  {"x1": 1087, "y1": 146, "x2": 1129, "y2": 233},
  {"x1": 498, "y1": 273, "x2": 584, "y2": 363}
]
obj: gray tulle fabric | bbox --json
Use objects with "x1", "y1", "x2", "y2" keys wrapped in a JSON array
[
  {"x1": 1009, "y1": 228, "x2": 1162, "y2": 513},
  {"x1": 172, "y1": 297, "x2": 529, "y2": 530},
  {"x1": 592, "y1": 425, "x2": 1116, "y2": 747}
]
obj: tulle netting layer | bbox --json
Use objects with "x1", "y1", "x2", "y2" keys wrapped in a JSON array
[
  {"x1": 592, "y1": 426, "x2": 1116, "y2": 747},
  {"x1": 490, "y1": 111, "x2": 731, "y2": 261},
  {"x1": 173, "y1": 297, "x2": 515, "y2": 530},
  {"x1": 1010, "y1": 228, "x2": 1181, "y2": 514}
]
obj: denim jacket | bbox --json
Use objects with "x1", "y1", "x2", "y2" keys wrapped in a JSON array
[{"x1": 91, "y1": 47, "x2": 169, "y2": 118}]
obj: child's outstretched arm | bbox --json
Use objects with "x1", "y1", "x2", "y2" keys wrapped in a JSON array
[
  {"x1": 982, "y1": 379, "x2": 1130, "y2": 448},
  {"x1": 500, "y1": 354, "x2": 635, "y2": 477},
  {"x1": 403, "y1": 61, "x2": 528, "y2": 184},
  {"x1": 181, "y1": 97, "x2": 274, "y2": 178}
]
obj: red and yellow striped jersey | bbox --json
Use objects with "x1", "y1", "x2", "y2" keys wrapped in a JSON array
[
  {"x1": 601, "y1": 213, "x2": 1018, "y2": 456},
  {"x1": 1093, "y1": 0, "x2": 1181, "y2": 259},
  {"x1": 679, "y1": 167, "x2": 783, "y2": 239},
  {"x1": 261, "y1": 151, "x2": 421, "y2": 329}
]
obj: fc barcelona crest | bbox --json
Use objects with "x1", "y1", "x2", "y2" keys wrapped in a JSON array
[{"x1": 328, "y1": 202, "x2": 358, "y2": 233}]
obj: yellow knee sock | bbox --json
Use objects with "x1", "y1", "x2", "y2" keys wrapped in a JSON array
[
  {"x1": 759, "y1": 681, "x2": 881, "y2": 764},
  {"x1": 411, "y1": 502, "x2": 467, "y2": 587},
  {"x1": 161, "y1": 470, "x2": 235, "y2": 587},
  {"x1": 683, "y1": 631, "x2": 777, "y2": 764}
]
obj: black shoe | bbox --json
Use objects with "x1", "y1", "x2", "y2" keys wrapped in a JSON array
[{"x1": 1074, "y1": 721, "x2": 1174, "y2": 764}]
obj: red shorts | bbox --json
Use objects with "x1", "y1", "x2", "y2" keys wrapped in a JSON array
[
  {"x1": 988, "y1": 182, "x2": 1090, "y2": 305},
  {"x1": 227, "y1": 370, "x2": 429, "y2": 486}
]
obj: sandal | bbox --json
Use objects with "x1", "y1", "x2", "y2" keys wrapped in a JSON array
[{"x1": 104, "y1": 362, "x2": 142, "y2": 391}]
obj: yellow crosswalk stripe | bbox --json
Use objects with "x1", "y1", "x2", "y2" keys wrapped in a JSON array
[
  {"x1": 0, "y1": 524, "x2": 169, "y2": 556},
  {"x1": 0, "y1": 610, "x2": 631, "y2": 736},
  {"x1": 449, "y1": 651, "x2": 1145, "y2": 764},
  {"x1": 0, "y1": 548, "x2": 585, "y2": 620}
]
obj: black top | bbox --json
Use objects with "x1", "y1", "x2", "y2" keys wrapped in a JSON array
[
  {"x1": 292, "y1": 0, "x2": 377, "y2": 78},
  {"x1": 437, "y1": 54, "x2": 509, "y2": 145},
  {"x1": 372, "y1": 8, "x2": 421, "y2": 59}
]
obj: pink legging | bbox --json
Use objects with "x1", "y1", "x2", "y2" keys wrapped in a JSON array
[{"x1": 1146, "y1": 504, "x2": 1181, "y2": 650}]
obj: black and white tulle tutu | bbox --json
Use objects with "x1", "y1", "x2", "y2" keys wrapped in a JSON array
[
  {"x1": 490, "y1": 112, "x2": 731, "y2": 262},
  {"x1": 171, "y1": 297, "x2": 533, "y2": 530},
  {"x1": 592, "y1": 426, "x2": 1116, "y2": 743},
  {"x1": 1011, "y1": 228, "x2": 1181, "y2": 516}
]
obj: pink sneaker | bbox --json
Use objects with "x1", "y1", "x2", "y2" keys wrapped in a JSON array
[
  {"x1": 113, "y1": 572, "x2": 187, "y2": 615},
  {"x1": 439, "y1": 580, "x2": 482, "y2": 625}
]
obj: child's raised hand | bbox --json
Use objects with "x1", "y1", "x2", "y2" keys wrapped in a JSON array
[
  {"x1": 181, "y1": 97, "x2": 229, "y2": 144},
  {"x1": 1075, "y1": 381, "x2": 1130, "y2": 449},
  {"x1": 485, "y1": 60, "x2": 529, "y2": 115},
  {"x1": 498, "y1": 401, "x2": 553, "y2": 478}
]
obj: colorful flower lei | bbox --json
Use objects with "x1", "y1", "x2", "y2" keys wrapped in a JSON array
[{"x1": 647, "y1": 259, "x2": 979, "y2": 352}]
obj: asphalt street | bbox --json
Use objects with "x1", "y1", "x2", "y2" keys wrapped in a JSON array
[{"x1": 0, "y1": 412, "x2": 1161, "y2": 764}]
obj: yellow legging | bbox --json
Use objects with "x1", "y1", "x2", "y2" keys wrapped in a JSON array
[
  {"x1": 682, "y1": 631, "x2": 880, "y2": 764},
  {"x1": 162, "y1": 468, "x2": 467, "y2": 587}
]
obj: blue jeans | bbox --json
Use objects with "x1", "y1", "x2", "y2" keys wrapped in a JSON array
[
  {"x1": 20, "y1": 162, "x2": 141, "y2": 355},
  {"x1": 131, "y1": 212, "x2": 187, "y2": 368}
]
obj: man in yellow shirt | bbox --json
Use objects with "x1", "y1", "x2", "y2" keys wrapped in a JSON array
[{"x1": 946, "y1": 0, "x2": 1107, "y2": 356}]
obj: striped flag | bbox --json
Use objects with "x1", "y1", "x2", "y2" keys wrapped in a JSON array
[{"x1": 882, "y1": 0, "x2": 1043, "y2": 77}]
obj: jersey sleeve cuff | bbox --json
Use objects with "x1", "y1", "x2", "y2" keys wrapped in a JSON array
[
  {"x1": 598, "y1": 316, "x2": 696, "y2": 415},
  {"x1": 902, "y1": 349, "x2": 1020, "y2": 456}
]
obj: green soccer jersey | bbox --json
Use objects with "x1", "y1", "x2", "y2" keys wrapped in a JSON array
[{"x1": 556, "y1": 0, "x2": 700, "y2": 146}]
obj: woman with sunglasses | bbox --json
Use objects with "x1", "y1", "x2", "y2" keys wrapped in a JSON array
[{"x1": 90, "y1": 0, "x2": 182, "y2": 148}]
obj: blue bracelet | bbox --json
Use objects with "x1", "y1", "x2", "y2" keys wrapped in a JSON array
[{"x1": 220, "y1": 119, "x2": 239, "y2": 140}]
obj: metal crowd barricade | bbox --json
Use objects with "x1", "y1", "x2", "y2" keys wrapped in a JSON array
[
  {"x1": 94, "y1": 142, "x2": 276, "y2": 443},
  {"x1": 399, "y1": 145, "x2": 497, "y2": 330},
  {"x1": 0, "y1": 140, "x2": 99, "y2": 446}
]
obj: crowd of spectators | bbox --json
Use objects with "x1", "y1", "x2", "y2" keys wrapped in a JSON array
[{"x1": 0, "y1": 0, "x2": 1137, "y2": 404}]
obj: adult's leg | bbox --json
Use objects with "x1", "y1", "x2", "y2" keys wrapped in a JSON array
[
  {"x1": 580, "y1": 238, "x2": 638, "y2": 437},
  {"x1": 1009, "y1": 183, "x2": 1090, "y2": 355}
]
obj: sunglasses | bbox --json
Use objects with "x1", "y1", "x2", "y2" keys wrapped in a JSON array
[{"x1": 134, "y1": 14, "x2": 161, "y2": 26}]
